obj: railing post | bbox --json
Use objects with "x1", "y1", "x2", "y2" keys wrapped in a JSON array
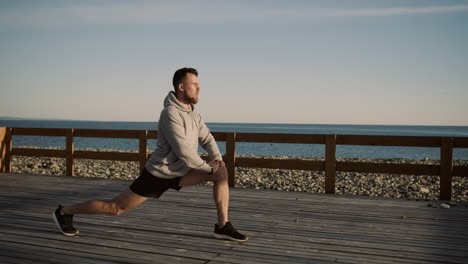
[
  {"x1": 66, "y1": 129, "x2": 74, "y2": 176},
  {"x1": 0, "y1": 127, "x2": 12, "y2": 173},
  {"x1": 226, "y1": 132, "x2": 236, "y2": 187},
  {"x1": 0, "y1": 127, "x2": 5, "y2": 172},
  {"x1": 440, "y1": 137, "x2": 453, "y2": 200},
  {"x1": 139, "y1": 130, "x2": 148, "y2": 172},
  {"x1": 325, "y1": 135, "x2": 337, "y2": 194}
]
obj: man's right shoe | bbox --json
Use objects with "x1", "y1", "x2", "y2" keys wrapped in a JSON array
[
  {"x1": 214, "y1": 222, "x2": 248, "y2": 242},
  {"x1": 53, "y1": 205, "x2": 79, "y2": 236}
]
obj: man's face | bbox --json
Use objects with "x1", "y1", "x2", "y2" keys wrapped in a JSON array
[{"x1": 181, "y1": 73, "x2": 200, "y2": 104}]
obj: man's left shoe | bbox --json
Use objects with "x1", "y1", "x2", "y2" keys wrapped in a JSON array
[{"x1": 213, "y1": 222, "x2": 248, "y2": 242}]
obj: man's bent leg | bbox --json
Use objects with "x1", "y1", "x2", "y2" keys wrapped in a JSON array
[
  {"x1": 179, "y1": 167, "x2": 248, "y2": 241},
  {"x1": 212, "y1": 166, "x2": 229, "y2": 227},
  {"x1": 179, "y1": 168, "x2": 229, "y2": 227}
]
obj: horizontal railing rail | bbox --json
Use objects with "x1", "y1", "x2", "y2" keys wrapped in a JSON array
[{"x1": 1, "y1": 127, "x2": 467, "y2": 200}]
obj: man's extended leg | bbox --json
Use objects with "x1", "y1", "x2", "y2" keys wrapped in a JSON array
[
  {"x1": 53, "y1": 189, "x2": 147, "y2": 236},
  {"x1": 62, "y1": 189, "x2": 148, "y2": 215}
]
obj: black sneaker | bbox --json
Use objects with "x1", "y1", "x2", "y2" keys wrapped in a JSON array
[
  {"x1": 52, "y1": 205, "x2": 79, "y2": 236},
  {"x1": 214, "y1": 222, "x2": 248, "y2": 242}
]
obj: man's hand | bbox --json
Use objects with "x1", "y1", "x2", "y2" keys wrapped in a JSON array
[
  {"x1": 217, "y1": 160, "x2": 226, "y2": 167},
  {"x1": 208, "y1": 160, "x2": 220, "y2": 174}
]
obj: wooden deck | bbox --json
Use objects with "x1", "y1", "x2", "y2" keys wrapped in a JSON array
[{"x1": 0, "y1": 173, "x2": 467, "y2": 264}]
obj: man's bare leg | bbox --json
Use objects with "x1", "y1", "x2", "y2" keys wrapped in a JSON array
[
  {"x1": 213, "y1": 166, "x2": 229, "y2": 226},
  {"x1": 179, "y1": 164, "x2": 247, "y2": 241},
  {"x1": 61, "y1": 189, "x2": 148, "y2": 216},
  {"x1": 53, "y1": 188, "x2": 147, "y2": 236},
  {"x1": 179, "y1": 166, "x2": 229, "y2": 227}
]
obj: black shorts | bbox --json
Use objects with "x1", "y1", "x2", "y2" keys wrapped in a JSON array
[{"x1": 129, "y1": 168, "x2": 182, "y2": 198}]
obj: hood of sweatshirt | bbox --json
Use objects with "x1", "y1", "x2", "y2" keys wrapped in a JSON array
[{"x1": 164, "y1": 91, "x2": 193, "y2": 113}]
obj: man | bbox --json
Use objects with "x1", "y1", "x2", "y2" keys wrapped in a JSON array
[{"x1": 53, "y1": 67, "x2": 248, "y2": 242}]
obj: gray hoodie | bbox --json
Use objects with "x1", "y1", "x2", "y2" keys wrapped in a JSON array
[{"x1": 145, "y1": 91, "x2": 222, "y2": 179}]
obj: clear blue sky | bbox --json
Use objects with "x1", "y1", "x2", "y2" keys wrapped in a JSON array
[{"x1": 1, "y1": 0, "x2": 467, "y2": 125}]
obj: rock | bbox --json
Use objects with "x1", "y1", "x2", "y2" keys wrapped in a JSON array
[
  {"x1": 420, "y1": 187, "x2": 430, "y2": 194},
  {"x1": 440, "y1": 204, "x2": 450, "y2": 209},
  {"x1": 409, "y1": 184, "x2": 419, "y2": 191}
]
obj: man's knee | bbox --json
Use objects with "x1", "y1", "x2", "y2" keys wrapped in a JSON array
[
  {"x1": 108, "y1": 202, "x2": 128, "y2": 215},
  {"x1": 213, "y1": 167, "x2": 228, "y2": 182}
]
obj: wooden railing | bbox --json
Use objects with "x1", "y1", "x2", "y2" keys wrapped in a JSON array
[{"x1": 1, "y1": 127, "x2": 467, "y2": 200}]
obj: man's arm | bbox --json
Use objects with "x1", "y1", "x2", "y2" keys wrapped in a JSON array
[
  {"x1": 160, "y1": 109, "x2": 212, "y2": 173},
  {"x1": 198, "y1": 115, "x2": 223, "y2": 162}
]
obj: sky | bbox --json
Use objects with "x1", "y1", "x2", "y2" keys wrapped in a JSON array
[{"x1": 0, "y1": 0, "x2": 467, "y2": 126}]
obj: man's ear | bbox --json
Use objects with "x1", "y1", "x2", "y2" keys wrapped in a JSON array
[{"x1": 177, "y1": 83, "x2": 184, "y2": 93}]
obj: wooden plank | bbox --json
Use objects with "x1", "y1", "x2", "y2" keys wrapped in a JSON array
[
  {"x1": 0, "y1": 214, "x2": 232, "y2": 249},
  {"x1": 0, "y1": 250, "x2": 48, "y2": 264},
  {"x1": 4, "y1": 207, "x2": 465, "y2": 251},
  {"x1": 440, "y1": 137, "x2": 453, "y2": 200},
  {"x1": 336, "y1": 135, "x2": 441, "y2": 147},
  {"x1": 4, "y1": 202, "x2": 468, "y2": 248},
  {"x1": 5, "y1": 191, "x2": 468, "y2": 236},
  {"x1": 11, "y1": 147, "x2": 66, "y2": 158},
  {"x1": 0, "y1": 232, "x2": 206, "y2": 264},
  {"x1": 236, "y1": 157, "x2": 324, "y2": 170},
  {"x1": 0, "y1": 242, "x2": 152, "y2": 264},
  {"x1": 74, "y1": 150, "x2": 139, "y2": 161},
  {"x1": 147, "y1": 130, "x2": 158, "y2": 139},
  {"x1": 11, "y1": 127, "x2": 67, "y2": 137},
  {"x1": 1, "y1": 187, "x2": 458, "y2": 221},
  {"x1": 336, "y1": 162, "x2": 440, "y2": 175},
  {"x1": 454, "y1": 137, "x2": 468, "y2": 148},
  {"x1": 226, "y1": 132, "x2": 236, "y2": 187},
  {"x1": 212, "y1": 132, "x2": 227, "y2": 141},
  {"x1": 6, "y1": 189, "x2": 468, "y2": 227},
  {"x1": 5, "y1": 213, "x2": 458, "y2": 264},
  {"x1": 139, "y1": 130, "x2": 148, "y2": 172},
  {"x1": 1, "y1": 173, "x2": 468, "y2": 264},
  {"x1": 325, "y1": 135, "x2": 336, "y2": 194},
  {"x1": 236, "y1": 133, "x2": 326, "y2": 144},
  {"x1": 0, "y1": 247, "x2": 110, "y2": 264},
  {"x1": 453, "y1": 165, "x2": 468, "y2": 177},
  {"x1": 74, "y1": 128, "x2": 142, "y2": 139},
  {"x1": 211, "y1": 254, "x2": 336, "y2": 264},
  {"x1": 0, "y1": 241, "x2": 158, "y2": 264},
  {"x1": 1, "y1": 222, "x2": 219, "y2": 261},
  {"x1": 66, "y1": 129, "x2": 74, "y2": 176}
]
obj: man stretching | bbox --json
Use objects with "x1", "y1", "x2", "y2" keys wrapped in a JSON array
[{"x1": 53, "y1": 67, "x2": 247, "y2": 242}]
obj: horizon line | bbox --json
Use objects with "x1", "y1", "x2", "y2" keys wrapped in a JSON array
[{"x1": 0, "y1": 116, "x2": 467, "y2": 127}]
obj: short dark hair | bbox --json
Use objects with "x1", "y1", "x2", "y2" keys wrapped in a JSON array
[{"x1": 172, "y1": 67, "x2": 198, "y2": 92}]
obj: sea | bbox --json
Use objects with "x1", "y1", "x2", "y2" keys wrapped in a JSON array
[{"x1": 1, "y1": 119, "x2": 468, "y2": 160}]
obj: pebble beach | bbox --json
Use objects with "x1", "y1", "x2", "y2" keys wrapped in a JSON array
[{"x1": 10, "y1": 147, "x2": 468, "y2": 202}]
